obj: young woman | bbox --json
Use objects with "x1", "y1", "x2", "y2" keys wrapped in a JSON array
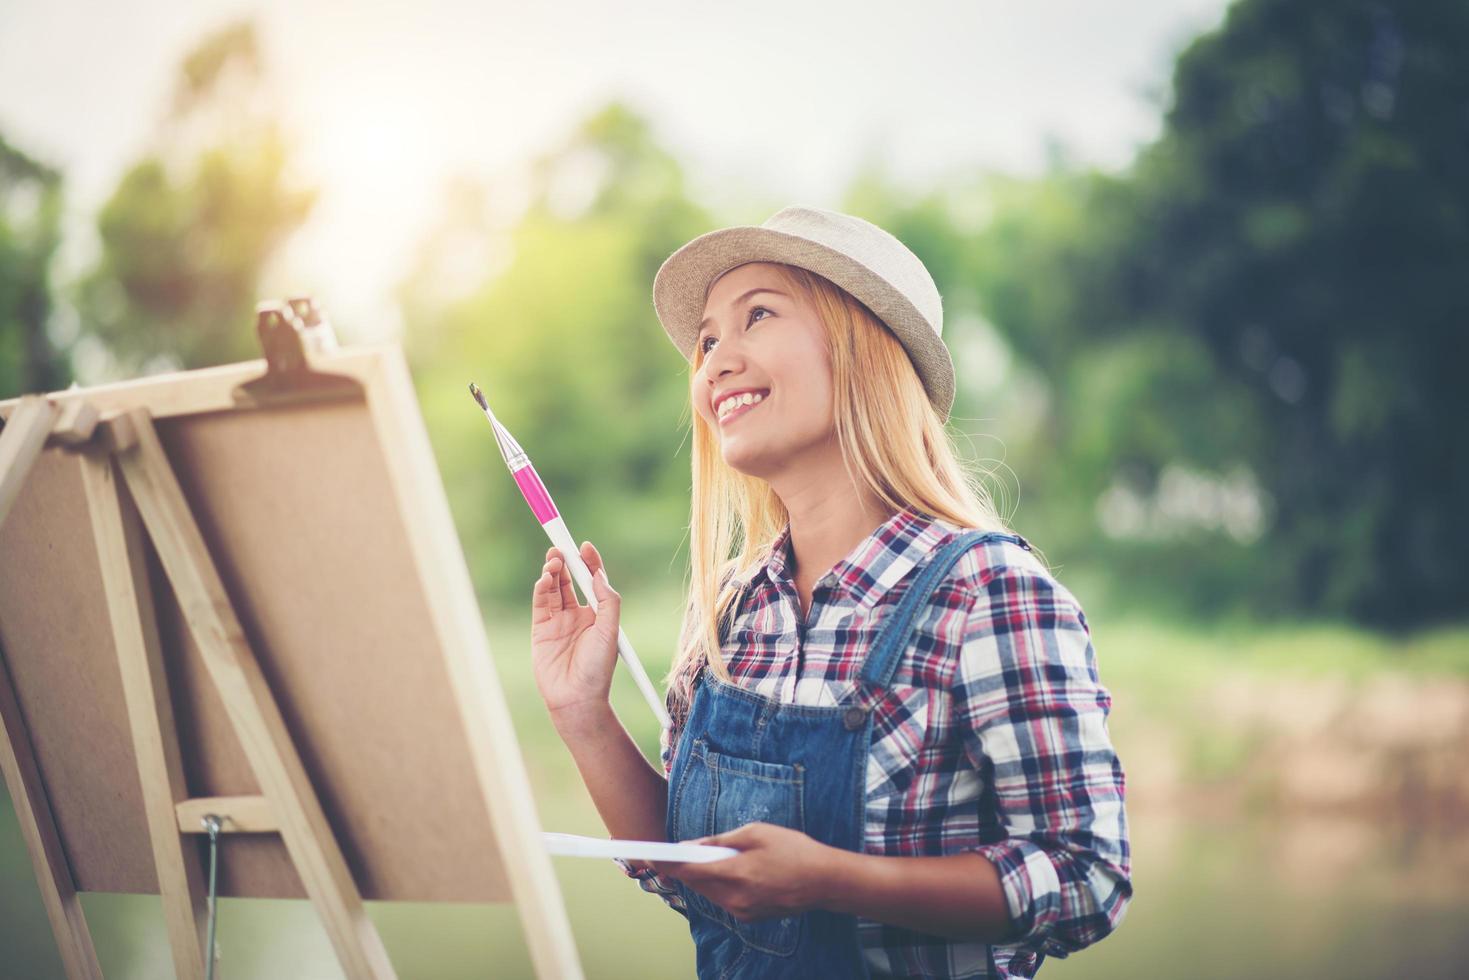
[{"x1": 530, "y1": 207, "x2": 1132, "y2": 978}]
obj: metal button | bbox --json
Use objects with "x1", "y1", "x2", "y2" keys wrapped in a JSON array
[{"x1": 843, "y1": 706, "x2": 868, "y2": 731}]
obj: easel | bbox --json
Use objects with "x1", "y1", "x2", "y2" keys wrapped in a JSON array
[{"x1": 0, "y1": 302, "x2": 584, "y2": 979}]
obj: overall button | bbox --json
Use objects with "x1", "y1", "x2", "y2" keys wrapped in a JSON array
[{"x1": 843, "y1": 706, "x2": 868, "y2": 731}]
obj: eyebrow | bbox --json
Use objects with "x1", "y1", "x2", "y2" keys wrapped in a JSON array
[{"x1": 698, "y1": 288, "x2": 790, "y2": 336}]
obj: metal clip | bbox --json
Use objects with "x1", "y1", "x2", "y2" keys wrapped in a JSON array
[{"x1": 232, "y1": 298, "x2": 362, "y2": 408}]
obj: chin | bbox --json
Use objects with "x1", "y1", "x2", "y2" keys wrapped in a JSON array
[{"x1": 720, "y1": 445, "x2": 780, "y2": 480}]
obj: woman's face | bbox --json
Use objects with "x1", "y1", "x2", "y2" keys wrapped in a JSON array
[{"x1": 692, "y1": 262, "x2": 837, "y2": 481}]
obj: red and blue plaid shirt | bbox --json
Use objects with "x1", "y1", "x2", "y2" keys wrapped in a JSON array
[{"x1": 622, "y1": 507, "x2": 1132, "y2": 978}]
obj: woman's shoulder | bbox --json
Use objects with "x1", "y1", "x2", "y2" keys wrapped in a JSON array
[{"x1": 927, "y1": 521, "x2": 1085, "y2": 617}]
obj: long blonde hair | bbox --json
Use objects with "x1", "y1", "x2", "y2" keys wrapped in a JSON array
[{"x1": 673, "y1": 262, "x2": 1018, "y2": 689}]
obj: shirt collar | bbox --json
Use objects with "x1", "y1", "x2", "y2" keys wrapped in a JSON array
[{"x1": 730, "y1": 506, "x2": 957, "y2": 611}]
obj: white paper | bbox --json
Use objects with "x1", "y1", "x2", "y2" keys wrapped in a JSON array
[{"x1": 542, "y1": 831, "x2": 738, "y2": 864}]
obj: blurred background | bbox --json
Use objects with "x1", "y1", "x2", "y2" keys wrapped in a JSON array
[{"x1": 2, "y1": 0, "x2": 1467, "y2": 976}]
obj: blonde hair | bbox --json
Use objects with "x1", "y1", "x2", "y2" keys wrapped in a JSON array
[{"x1": 672, "y1": 262, "x2": 1018, "y2": 690}]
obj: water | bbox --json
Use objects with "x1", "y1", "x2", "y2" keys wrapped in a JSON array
[{"x1": 1048, "y1": 807, "x2": 1469, "y2": 979}]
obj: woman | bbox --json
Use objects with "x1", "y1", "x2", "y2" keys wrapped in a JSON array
[{"x1": 530, "y1": 206, "x2": 1131, "y2": 978}]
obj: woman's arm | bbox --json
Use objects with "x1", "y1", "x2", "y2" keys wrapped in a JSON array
[
  {"x1": 531, "y1": 543, "x2": 669, "y2": 843},
  {"x1": 551, "y1": 701, "x2": 668, "y2": 842},
  {"x1": 820, "y1": 848, "x2": 1014, "y2": 941},
  {"x1": 658, "y1": 822, "x2": 1017, "y2": 942}
]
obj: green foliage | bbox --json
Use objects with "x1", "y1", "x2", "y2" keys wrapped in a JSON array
[
  {"x1": 10, "y1": 3, "x2": 1466, "y2": 632},
  {"x1": 1120, "y1": 0, "x2": 1469, "y2": 624},
  {"x1": 904, "y1": 0, "x2": 1469, "y2": 627},
  {"x1": 404, "y1": 104, "x2": 713, "y2": 604},
  {"x1": 0, "y1": 134, "x2": 68, "y2": 396},
  {"x1": 74, "y1": 19, "x2": 314, "y2": 373}
]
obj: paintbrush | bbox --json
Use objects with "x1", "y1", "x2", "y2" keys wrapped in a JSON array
[{"x1": 469, "y1": 382, "x2": 670, "y2": 729}]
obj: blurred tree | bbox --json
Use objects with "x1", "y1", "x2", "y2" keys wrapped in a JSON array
[
  {"x1": 0, "y1": 133, "x2": 67, "y2": 396},
  {"x1": 74, "y1": 20, "x2": 314, "y2": 373},
  {"x1": 959, "y1": 0, "x2": 1469, "y2": 627},
  {"x1": 1122, "y1": 0, "x2": 1468, "y2": 625},
  {"x1": 401, "y1": 103, "x2": 714, "y2": 603}
]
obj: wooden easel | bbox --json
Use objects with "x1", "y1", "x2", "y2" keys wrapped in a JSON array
[{"x1": 0, "y1": 304, "x2": 584, "y2": 979}]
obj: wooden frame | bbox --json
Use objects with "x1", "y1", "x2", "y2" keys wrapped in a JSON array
[{"x1": 0, "y1": 344, "x2": 583, "y2": 978}]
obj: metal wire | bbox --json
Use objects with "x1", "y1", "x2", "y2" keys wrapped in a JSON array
[{"x1": 203, "y1": 814, "x2": 222, "y2": 980}]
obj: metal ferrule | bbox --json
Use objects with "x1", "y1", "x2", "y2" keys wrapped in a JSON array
[{"x1": 490, "y1": 419, "x2": 528, "y2": 469}]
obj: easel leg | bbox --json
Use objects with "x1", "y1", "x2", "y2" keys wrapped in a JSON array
[
  {"x1": 0, "y1": 644, "x2": 104, "y2": 979},
  {"x1": 0, "y1": 395, "x2": 103, "y2": 979},
  {"x1": 80, "y1": 451, "x2": 210, "y2": 980},
  {"x1": 113, "y1": 407, "x2": 396, "y2": 980}
]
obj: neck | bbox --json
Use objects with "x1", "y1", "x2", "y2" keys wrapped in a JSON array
[{"x1": 771, "y1": 454, "x2": 895, "y2": 590}]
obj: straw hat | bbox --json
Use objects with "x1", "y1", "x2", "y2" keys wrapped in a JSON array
[{"x1": 652, "y1": 205, "x2": 955, "y2": 420}]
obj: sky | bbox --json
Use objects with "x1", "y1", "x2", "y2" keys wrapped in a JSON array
[{"x1": 0, "y1": 0, "x2": 1230, "y2": 346}]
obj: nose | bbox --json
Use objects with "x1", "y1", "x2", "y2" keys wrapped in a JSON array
[{"x1": 701, "y1": 333, "x2": 743, "y2": 386}]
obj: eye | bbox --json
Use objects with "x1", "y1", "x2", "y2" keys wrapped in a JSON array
[{"x1": 698, "y1": 306, "x2": 773, "y2": 355}]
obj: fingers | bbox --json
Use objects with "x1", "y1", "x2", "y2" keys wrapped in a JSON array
[
  {"x1": 554, "y1": 554, "x2": 578, "y2": 609},
  {"x1": 534, "y1": 561, "x2": 563, "y2": 612},
  {"x1": 536, "y1": 549, "x2": 577, "y2": 611},
  {"x1": 538, "y1": 544, "x2": 613, "y2": 612}
]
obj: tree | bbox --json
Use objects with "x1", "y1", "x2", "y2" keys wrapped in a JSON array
[
  {"x1": 0, "y1": 133, "x2": 67, "y2": 396},
  {"x1": 1125, "y1": 0, "x2": 1469, "y2": 624},
  {"x1": 401, "y1": 103, "x2": 715, "y2": 602},
  {"x1": 74, "y1": 20, "x2": 314, "y2": 374},
  {"x1": 962, "y1": 0, "x2": 1469, "y2": 626}
]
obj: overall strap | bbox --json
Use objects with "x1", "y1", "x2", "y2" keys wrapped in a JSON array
[{"x1": 858, "y1": 530, "x2": 1026, "y2": 691}]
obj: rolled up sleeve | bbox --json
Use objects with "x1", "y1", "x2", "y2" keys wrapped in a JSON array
[
  {"x1": 613, "y1": 855, "x2": 690, "y2": 917},
  {"x1": 955, "y1": 565, "x2": 1133, "y2": 965}
]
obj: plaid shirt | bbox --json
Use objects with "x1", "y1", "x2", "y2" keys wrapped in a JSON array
[{"x1": 620, "y1": 508, "x2": 1132, "y2": 978}]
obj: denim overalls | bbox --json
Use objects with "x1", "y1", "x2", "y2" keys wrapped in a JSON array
[{"x1": 666, "y1": 530, "x2": 1023, "y2": 978}]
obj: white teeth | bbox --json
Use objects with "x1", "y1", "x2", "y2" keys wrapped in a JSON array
[{"x1": 718, "y1": 391, "x2": 765, "y2": 418}]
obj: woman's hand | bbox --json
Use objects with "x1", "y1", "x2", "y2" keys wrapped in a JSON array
[
  {"x1": 651, "y1": 822, "x2": 842, "y2": 923},
  {"x1": 530, "y1": 541, "x2": 621, "y2": 719}
]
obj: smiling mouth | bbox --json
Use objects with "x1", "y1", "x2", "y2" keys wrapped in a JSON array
[{"x1": 718, "y1": 396, "x2": 765, "y2": 427}]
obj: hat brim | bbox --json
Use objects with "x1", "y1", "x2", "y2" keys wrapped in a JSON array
[{"x1": 653, "y1": 225, "x2": 956, "y2": 419}]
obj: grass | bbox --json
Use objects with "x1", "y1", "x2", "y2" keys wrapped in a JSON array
[{"x1": 3, "y1": 586, "x2": 1464, "y2": 978}]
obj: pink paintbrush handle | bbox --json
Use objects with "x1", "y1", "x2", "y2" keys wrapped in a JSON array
[{"x1": 511, "y1": 463, "x2": 559, "y2": 523}]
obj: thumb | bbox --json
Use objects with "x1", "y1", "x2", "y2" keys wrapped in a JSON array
[
  {"x1": 701, "y1": 824, "x2": 759, "y2": 849},
  {"x1": 581, "y1": 540, "x2": 606, "y2": 583},
  {"x1": 590, "y1": 565, "x2": 620, "y2": 625}
]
